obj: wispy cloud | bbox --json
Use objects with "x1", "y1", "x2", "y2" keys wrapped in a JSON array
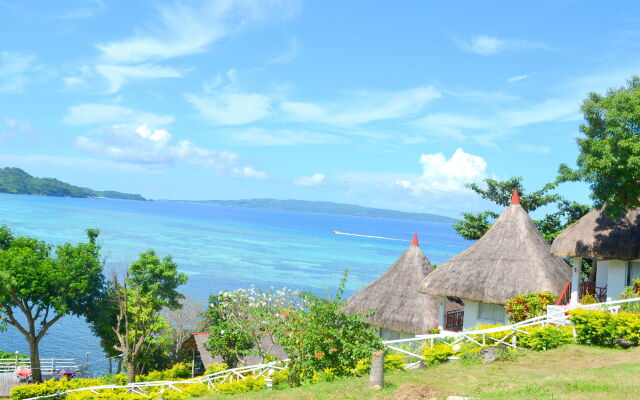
[
  {"x1": 457, "y1": 35, "x2": 555, "y2": 55},
  {"x1": 294, "y1": 173, "x2": 325, "y2": 186},
  {"x1": 281, "y1": 85, "x2": 441, "y2": 126},
  {"x1": 96, "y1": 64, "x2": 184, "y2": 93},
  {"x1": 0, "y1": 51, "x2": 38, "y2": 93},
  {"x1": 96, "y1": 0, "x2": 298, "y2": 64},
  {"x1": 269, "y1": 36, "x2": 301, "y2": 64},
  {"x1": 63, "y1": 104, "x2": 174, "y2": 127},
  {"x1": 185, "y1": 91, "x2": 272, "y2": 125},
  {"x1": 506, "y1": 72, "x2": 537, "y2": 83},
  {"x1": 230, "y1": 128, "x2": 344, "y2": 146}
]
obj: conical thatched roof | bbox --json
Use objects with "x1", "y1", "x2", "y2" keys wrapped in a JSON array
[
  {"x1": 345, "y1": 234, "x2": 440, "y2": 334},
  {"x1": 420, "y1": 191, "x2": 570, "y2": 304},
  {"x1": 551, "y1": 208, "x2": 640, "y2": 260}
]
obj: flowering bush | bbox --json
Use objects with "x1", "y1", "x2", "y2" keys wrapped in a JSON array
[
  {"x1": 206, "y1": 286, "x2": 302, "y2": 366},
  {"x1": 352, "y1": 353, "x2": 405, "y2": 375},
  {"x1": 505, "y1": 292, "x2": 557, "y2": 323},
  {"x1": 421, "y1": 343, "x2": 456, "y2": 366},
  {"x1": 274, "y1": 271, "x2": 382, "y2": 386}
]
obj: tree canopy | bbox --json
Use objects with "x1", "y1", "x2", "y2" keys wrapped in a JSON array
[
  {"x1": 561, "y1": 76, "x2": 640, "y2": 218},
  {"x1": 453, "y1": 177, "x2": 589, "y2": 243},
  {"x1": 0, "y1": 226, "x2": 104, "y2": 382}
]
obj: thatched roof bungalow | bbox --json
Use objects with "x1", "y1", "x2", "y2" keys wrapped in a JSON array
[
  {"x1": 420, "y1": 190, "x2": 571, "y2": 329},
  {"x1": 345, "y1": 234, "x2": 448, "y2": 339},
  {"x1": 551, "y1": 208, "x2": 640, "y2": 302}
]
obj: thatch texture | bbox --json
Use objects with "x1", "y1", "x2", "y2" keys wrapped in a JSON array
[
  {"x1": 551, "y1": 208, "x2": 640, "y2": 260},
  {"x1": 345, "y1": 241, "x2": 440, "y2": 334},
  {"x1": 420, "y1": 203, "x2": 570, "y2": 304}
]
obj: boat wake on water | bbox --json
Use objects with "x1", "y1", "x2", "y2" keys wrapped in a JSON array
[{"x1": 332, "y1": 230, "x2": 464, "y2": 247}]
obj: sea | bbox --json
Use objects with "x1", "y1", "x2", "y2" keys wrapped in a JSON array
[{"x1": 0, "y1": 194, "x2": 471, "y2": 374}]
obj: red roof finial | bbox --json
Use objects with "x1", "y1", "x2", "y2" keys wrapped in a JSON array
[
  {"x1": 511, "y1": 189, "x2": 520, "y2": 205},
  {"x1": 411, "y1": 233, "x2": 419, "y2": 246}
]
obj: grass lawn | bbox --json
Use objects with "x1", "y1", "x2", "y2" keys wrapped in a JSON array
[{"x1": 197, "y1": 345, "x2": 640, "y2": 400}]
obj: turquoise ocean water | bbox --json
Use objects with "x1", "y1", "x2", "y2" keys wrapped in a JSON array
[{"x1": 0, "y1": 194, "x2": 470, "y2": 373}]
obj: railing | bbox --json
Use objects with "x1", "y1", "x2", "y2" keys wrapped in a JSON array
[
  {"x1": 0, "y1": 358, "x2": 83, "y2": 374},
  {"x1": 444, "y1": 310, "x2": 464, "y2": 332},
  {"x1": 556, "y1": 281, "x2": 608, "y2": 305},
  {"x1": 383, "y1": 297, "x2": 640, "y2": 367},
  {"x1": 20, "y1": 359, "x2": 289, "y2": 400}
]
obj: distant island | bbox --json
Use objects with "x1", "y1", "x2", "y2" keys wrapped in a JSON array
[
  {"x1": 174, "y1": 198, "x2": 456, "y2": 223},
  {"x1": 0, "y1": 167, "x2": 145, "y2": 201}
]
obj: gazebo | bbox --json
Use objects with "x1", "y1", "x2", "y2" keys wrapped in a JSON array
[
  {"x1": 345, "y1": 234, "x2": 445, "y2": 339},
  {"x1": 420, "y1": 190, "x2": 571, "y2": 329},
  {"x1": 551, "y1": 207, "x2": 640, "y2": 303}
]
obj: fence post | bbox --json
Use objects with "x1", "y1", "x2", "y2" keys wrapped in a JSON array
[
  {"x1": 369, "y1": 350, "x2": 384, "y2": 390},
  {"x1": 14, "y1": 351, "x2": 19, "y2": 370}
]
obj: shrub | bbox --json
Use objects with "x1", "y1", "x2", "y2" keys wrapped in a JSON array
[
  {"x1": 137, "y1": 362, "x2": 191, "y2": 382},
  {"x1": 516, "y1": 325, "x2": 574, "y2": 351},
  {"x1": 352, "y1": 353, "x2": 405, "y2": 375},
  {"x1": 506, "y1": 292, "x2": 557, "y2": 323},
  {"x1": 580, "y1": 294, "x2": 598, "y2": 305},
  {"x1": 569, "y1": 309, "x2": 615, "y2": 346},
  {"x1": 620, "y1": 281, "x2": 640, "y2": 313},
  {"x1": 274, "y1": 271, "x2": 382, "y2": 385},
  {"x1": 204, "y1": 362, "x2": 229, "y2": 375},
  {"x1": 569, "y1": 309, "x2": 640, "y2": 347},
  {"x1": 215, "y1": 376, "x2": 266, "y2": 394},
  {"x1": 421, "y1": 343, "x2": 456, "y2": 366}
]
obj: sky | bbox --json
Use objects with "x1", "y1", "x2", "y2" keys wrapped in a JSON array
[{"x1": 1, "y1": 0, "x2": 639, "y2": 217}]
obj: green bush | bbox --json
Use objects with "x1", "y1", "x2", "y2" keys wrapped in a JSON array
[
  {"x1": 204, "y1": 362, "x2": 229, "y2": 375},
  {"x1": 421, "y1": 343, "x2": 456, "y2": 366},
  {"x1": 352, "y1": 353, "x2": 405, "y2": 375},
  {"x1": 580, "y1": 294, "x2": 598, "y2": 305},
  {"x1": 505, "y1": 292, "x2": 557, "y2": 323},
  {"x1": 137, "y1": 362, "x2": 191, "y2": 382},
  {"x1": 274, "y1": 271, "x2": 382, "y2": 385},
  {"x1": 516, "y1": 325, "x2": 574, "y2": 351},
  {"x1": 620, "y1": 281, "x2": 640, "y2": 313},
  {"x1": 0, "y1": 350, "x2": 26, "y2": 359},
  {"x1": 570, "y1": 309, "x2": 640, "y2": 347}
]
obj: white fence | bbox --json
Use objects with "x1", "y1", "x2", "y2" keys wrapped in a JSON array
[
  {"x1": 0, "y1": 358, "x2": 83, "y2": 374},
  {"x1": 382, "y1": 297, "x2": 640, "y2": 367},
  {"x1": 20, "y1": 360, "x2": 289, "y2": 400}
]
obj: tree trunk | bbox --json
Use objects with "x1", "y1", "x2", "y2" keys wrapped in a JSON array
[
  {"x1": 369, "y1": 350, "x2": 384, "y2": 390},
  {"x1": 126, "y1": 360, "x2": 136, "y2": 383},
  {"x1": 108, "y1": 358, "x2": 113, "y2": 375},
  {"x1": 28, "y1": 338, "x2": 42, "y2": 383},
  {"x1": 117, "y1": 359, "x2": 122, "y2": 374}
]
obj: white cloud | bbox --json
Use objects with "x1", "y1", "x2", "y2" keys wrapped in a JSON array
[
  {"x1": 295, "y1": 173, "x2": 325, "y2": 186},
  {"x1": 96, "y1": 64, "x2": 183, "y2": 93},
  {"x1": 63, "y1": 104, "x2": 174, "y2": 127},
  {"x1": 185, "y1": 92, "x2": 272, "y2": 125},
  {"x1": 96, "y1": 0, "x2": 298, "y2": 64},
  {"x1": 75, "y1": 124, "x2": 239, "y2": 169},
  {"x1": 506, "y1": 72, "x2": 537, "y2": 83},
  {"x1": 396, "y1": 148, "x2": 487, "y2": 193},
  {"x1": 458, "y1": 35, "x2": 555, "y2": 55},
  {"x1": 231, "y1": 128, "x2": 344, "y2": 146},
  {"x1": 0, "y1": 51, "x2": 37, "y2": 93},
  {"x1": 281, "y1": 85, "x2": 441, "y2": 126},
  {"x1": 232, "y1": 166, "x2": 267, "y2": 179}
]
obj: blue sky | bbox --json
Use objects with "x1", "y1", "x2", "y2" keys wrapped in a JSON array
[{"x1": 1, "y1": 0, "x2": 639, "y2": 217}]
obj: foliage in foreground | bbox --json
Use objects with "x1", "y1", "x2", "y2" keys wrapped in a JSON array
[{"x1": 273, "y1": 271, "x2": 383, "y2": 385}]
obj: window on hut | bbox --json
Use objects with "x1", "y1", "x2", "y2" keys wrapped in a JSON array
[{"x1": 478, "y1": 302, "x2": 505, "y2": 324}]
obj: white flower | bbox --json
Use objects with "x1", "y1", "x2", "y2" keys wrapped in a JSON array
[{"x1": 220, "y1": 330, "x2": 225, "y2": 335}]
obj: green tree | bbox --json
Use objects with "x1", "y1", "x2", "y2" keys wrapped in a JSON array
[
  {"x1": 0, "y1": 226, "x2": 104, "y2": 382},
  {"x1": 562, "y1": 76, "x2": 640, "y2": 219},
  {"x1": 110, "y1": 250, "x2": 187, "y2": 383},
  {"x1": 453, "y1": 177, "x2": 589, "y2": 243}
]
